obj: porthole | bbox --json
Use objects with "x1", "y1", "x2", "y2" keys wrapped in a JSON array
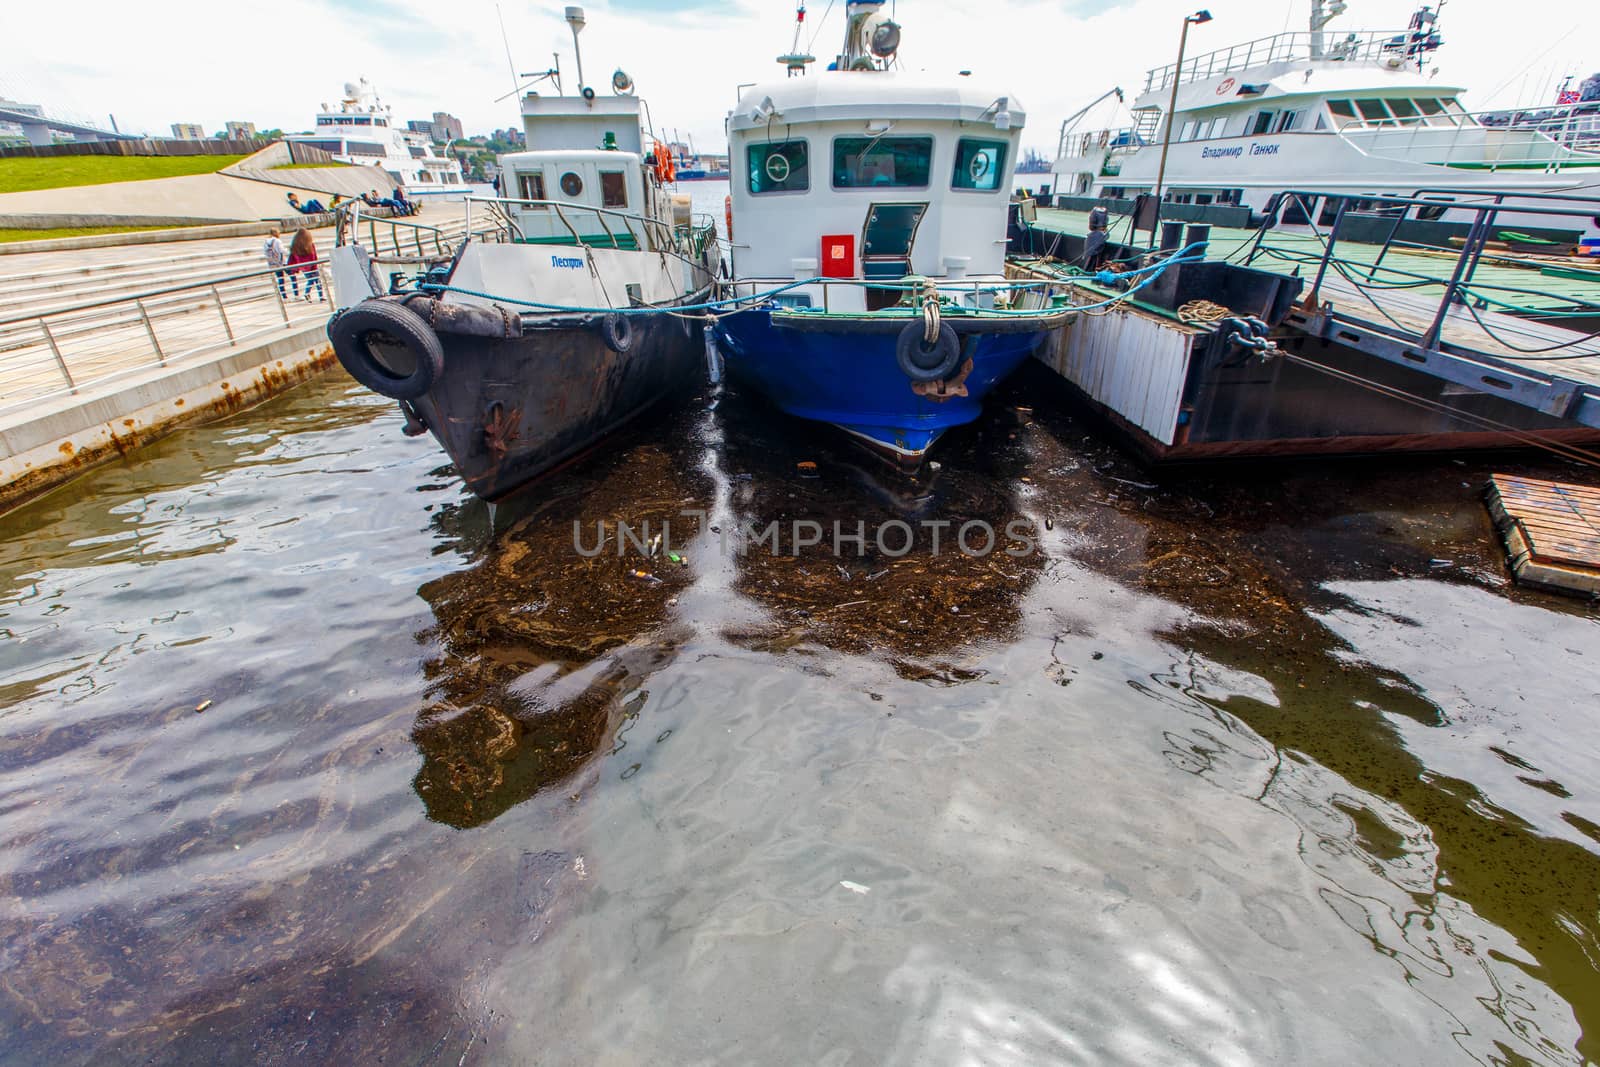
[{"x1": 560, "y1": 171, "x2": 584, "y2": 197}]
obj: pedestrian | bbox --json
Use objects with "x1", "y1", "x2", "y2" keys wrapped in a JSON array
[
  {"x1": 262, "y1": 227, "x2": 298, "y2": 299},
  {"x1": 288, "y1": 228, "x2": 324, "y2": 302}
]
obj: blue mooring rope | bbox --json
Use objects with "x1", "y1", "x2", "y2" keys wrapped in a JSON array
[{"x1": 411, "y1": 243, "x2": 1207, "y2": 318}]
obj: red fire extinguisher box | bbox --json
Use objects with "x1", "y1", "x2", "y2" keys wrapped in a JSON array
[{"x1": 820, "y1": 234, "x2": 855, "y2": 278}]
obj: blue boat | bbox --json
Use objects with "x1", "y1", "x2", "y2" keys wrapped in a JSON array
[{"x1": 714, "y1": 0, "x2": 1071, "y2": 465}]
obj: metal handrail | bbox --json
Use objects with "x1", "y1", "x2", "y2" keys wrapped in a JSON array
[
  {"x1": 464, "y1": 196, "x2": 680, "y2": 252},
  {"x1": 0, "y1": 261, "x2": 327, "y2": 328},
  {"x1": 0, "y1": 259, "x2": 328, "y2": 413},
  {"x1": 1252, "y1": 189, "x2": 1600, "y2": 357},
  {"x1": 1142, "y1": 28, "x2": 1424, "y2": 95}
]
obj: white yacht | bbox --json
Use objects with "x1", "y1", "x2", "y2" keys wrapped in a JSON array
[
  {"x1": 1052, "y1": 2, "x2": 1600, "y2": 235},
  {"x1": 286, "y1": 79, "x2": 466, "y2": 193}
]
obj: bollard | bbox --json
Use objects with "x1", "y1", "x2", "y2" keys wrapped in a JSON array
[
  {"x1": 1184, "y1": 223, "x2": 1211, "y2": 258},
  {"x1": 1160, "y1": 221, "x2": 1184, "y2": 253}
]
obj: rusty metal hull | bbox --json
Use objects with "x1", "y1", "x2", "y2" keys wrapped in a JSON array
[{"x1": 410, "y1": 314, "x2": 703, "y2": 501}]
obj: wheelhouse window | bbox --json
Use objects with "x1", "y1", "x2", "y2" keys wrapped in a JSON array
[
  {"x1": 1328, "y1": 100, "x2": 1359, "y2": 128},
  {"x1": 952, "y1": 138, "x2": 1007, "y2": 191},
  {"x1": 600, "y1": 171, "x2": 627, "y2": 208},
  {"x1": 748, "y1": 141, "x2": 809, "y2": 194},
  {"x1": 1386, "y1": 98, "x2": 1423, "y2": 126},
  {"x1": 832, "y1": 136, "x2": 933, "y2": 189},
  {"x1": 1354, "y1": 99, "x2": 1395, "y2": 126},
  {"x1": 518, "y1": 172, "x2": 545, "y2": 200},
  {"x1": 1250, "y1": 111, "x2": 1277, "y2": 136},
  {"x1": 1414, "y1": 98, "x2": 1453, "y2": 125}
]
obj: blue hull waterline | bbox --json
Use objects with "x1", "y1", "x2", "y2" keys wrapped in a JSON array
[{"x1": 714, "y1": 308, "x2": 1049, "y2": 460}]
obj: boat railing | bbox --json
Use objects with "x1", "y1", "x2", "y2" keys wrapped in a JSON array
[
  {"x1": 1243, "y1": 188, "x2": 1600, "y2": 355},
  {"x1": 334, "y1": 201, "x2": 458, "y2": 261},
  {"x1": 463, "y1": 196, "x2": 717, "y2": 265},
  {"x1": 720, "y1": 276, "x2": 1068, "y2": 315},
  {"x1": 1143, "y1": 29, "x2": 1426, "y2": 95},
  {"x1": 0, "y1": 260, "x2": 331, "y2": 417},
  {"x1": 1054, "y1": 127, "x2": 1148, "y2": 171},
  {"x1": 1337, "y1": 104, "x2": 1600, "y2": 171}
]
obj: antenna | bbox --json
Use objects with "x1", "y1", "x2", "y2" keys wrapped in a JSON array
[{"x1": 495, "y1": 3, "x2": 519, "y2": 97}]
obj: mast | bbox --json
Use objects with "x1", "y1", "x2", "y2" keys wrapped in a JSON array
[
  {"x1": 838, "y1": 0, "x2": 900, "y2": 71},
  {"x1": 1308, "y1": 0, "x2": 1348, "y2": 60}
]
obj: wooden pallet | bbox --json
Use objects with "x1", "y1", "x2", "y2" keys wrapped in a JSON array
[{"x1": 1486, "y1": 474, "x2": 1600, "y2": 597}]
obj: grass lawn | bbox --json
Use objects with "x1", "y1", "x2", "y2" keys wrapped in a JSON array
[
  {"x1": 0, "y1": 224, "x2": 195, "y2": 244},
  {"x1": 0, "y1": 155, "x2": 249, "y2": 194}
]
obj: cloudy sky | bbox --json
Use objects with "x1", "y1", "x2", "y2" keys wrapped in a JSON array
[{"x1": 7, "y1": 0, "x2": 1598, "y2": 154}]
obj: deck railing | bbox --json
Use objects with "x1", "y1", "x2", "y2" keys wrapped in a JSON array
[
  {"x1": 1244, "y1": 189, "x2": 1600, "y2": 354},
  {"x1": 463, "y1": 196, "x2": 718, "y2": 265},
  {"x1": 0, "y1": 261, "x2": 329, "y2": 415},
  {"x1": 1143, "y1": 29, "x2": 1429, "y2": 95}
]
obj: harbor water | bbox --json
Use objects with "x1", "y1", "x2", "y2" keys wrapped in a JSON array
[{"x1": 2, "y1": 357, "x2": 1598, "y2": 1064}]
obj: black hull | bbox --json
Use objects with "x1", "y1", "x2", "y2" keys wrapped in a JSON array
[{"x1": 412, "y1": 314, "x2": 703, "y2": 500}]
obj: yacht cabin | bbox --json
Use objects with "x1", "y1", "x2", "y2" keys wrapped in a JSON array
[
  {"x1": 726, "y1": 74, "x2": 1024, "y2": 313},
  {"x1": 287, "y1": 79, "x2": 464, "y2": 190}
]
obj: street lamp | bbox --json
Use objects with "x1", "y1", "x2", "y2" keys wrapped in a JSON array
[{"x1": 1151, "y1": 10, "x2": 1213, "y2": 227}]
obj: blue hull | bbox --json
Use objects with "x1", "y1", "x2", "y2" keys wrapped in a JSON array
[{"x1": 713, "y1": 308, "x2": 1046, "y2": 461}]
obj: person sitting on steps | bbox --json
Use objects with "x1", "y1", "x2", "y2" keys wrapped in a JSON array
[{"x1": 286, "y1": 192, "x2": 327, "y2": 215}]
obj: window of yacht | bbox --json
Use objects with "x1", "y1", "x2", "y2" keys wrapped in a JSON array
[
  {"x1": 600, "y1": 171, "x2": 627, "y2": 208},
  {"x1": 1250, "y1": 111, "x2": 1277, "y2": 136},
  {"x1": 1179, "y1": 120, "x2": 1198, "y2": 141},
  {"x1": 1355, "y1": 99, "x2": 1395, "y2": 126},
  {"x1": 952, "y1": 138, "x2": 1007, "y2": 191},
  {"x1": 832, "y1": 136, "x2": 933, "y2": 189},
  {"x1": 1387, "y1": 98, "x2": 1423, "y2": 126},
  {"x1": 1414, "y1": 98, "x2": 1453, "y2": 125},
  {"x1": 748, "y1": 140, "x2": 809, "y2": 193},
  {"x1": 518, "y1": 173, "x2": 545, "y2": 201},
  {"x1": 1275, "y1": 110, "x2": 1301, "y2": 132},
  {"x1": 1328, "y1": 100, "x2": 1359, "y2": 129}
]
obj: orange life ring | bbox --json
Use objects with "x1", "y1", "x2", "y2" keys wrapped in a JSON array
[{"x1": 724, "y1": 194, "x2": 733, "y2": 240}]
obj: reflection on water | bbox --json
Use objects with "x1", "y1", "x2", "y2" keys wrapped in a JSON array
[
  {"x1": 712, "y1": 393, "x2": 1046, "y2": 666},
  {"x1": 0, "y1": 364, "x2": 1596, "y2": 1063},
  {"x1": 411, "y1": 443, "x2": 704, "y2": 828}
]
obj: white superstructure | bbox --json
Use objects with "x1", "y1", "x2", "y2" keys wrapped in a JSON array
[
  {"x1": 287, "y1": 79, "x2": 465, "y2": 192},
  {"x1": 1052, "y1": 3, "x2": 1600, "y2": 230}
]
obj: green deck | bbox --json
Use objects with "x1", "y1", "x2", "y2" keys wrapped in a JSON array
[{"x1": 1031, "y1": 207, "x2": 1600, "y2": 316}]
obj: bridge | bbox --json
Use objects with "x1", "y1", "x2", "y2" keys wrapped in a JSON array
[{"x1": 0, "y1": 104, "x2": 138, "y2": 146}]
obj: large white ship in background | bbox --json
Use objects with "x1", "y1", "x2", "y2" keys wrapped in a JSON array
[
  {"x1": 286, "y1": 78, "x2": 467, "y2": 194},
  {"x1": 1052, "y1": 2, "x2": 1600, "y2": 234}
]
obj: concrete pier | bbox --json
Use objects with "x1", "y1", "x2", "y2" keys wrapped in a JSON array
[{"x1": 0, "y1": 227, "x2": 346, "y2": 511}]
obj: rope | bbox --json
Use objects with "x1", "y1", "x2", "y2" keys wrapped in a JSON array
[
  {"x1": 921, "y1": 277, "x2": 941, "y2": 344},
  {"x1": 1176, "y1": 299, "x2": 1232, "y2": 325}
]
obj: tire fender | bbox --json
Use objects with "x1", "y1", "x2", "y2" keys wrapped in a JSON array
[
  {"x1": 895, "y1": 321, "x2": 961, "y2": 383},
  {"x1": 601, "y1": 312, "x2": 634, "y2": 354},
  {"x1": 327, "y1": 300, "x2": 444, "y2": 401}
]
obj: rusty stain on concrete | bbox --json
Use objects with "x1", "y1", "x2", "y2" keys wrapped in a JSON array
[{"x1": 1, "y1": 346, "x2": 337, "y2": 515}]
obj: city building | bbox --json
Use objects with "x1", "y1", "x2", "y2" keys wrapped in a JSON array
[
  {"x1": 224, "y1": 121, "x2": 257, "y2": 140},
  {"x1": 431, "y1": 111, "x2": 463, "y2": 142},
  {"x1": 170, "y1": 122, "x2": 205, "y2": 139}
]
